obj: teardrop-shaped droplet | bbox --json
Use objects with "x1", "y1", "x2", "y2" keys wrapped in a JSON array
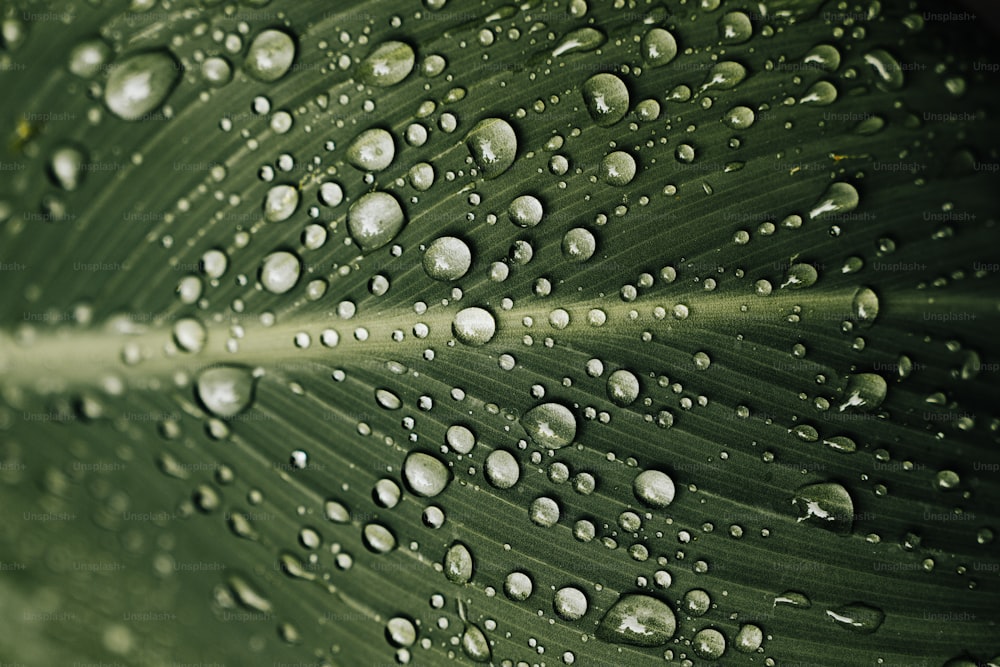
[
  {"x1": 552, "y1": 27, "x2": 606, "y2": 57},
  {"x1": 701, "y1": 61, "x2": 746, "y2": 91},
  {"x1": 804, "y1": 44, "x2": 841, "y2": 71},
  {"x1": 259, "y1": 251, "x2": 301, "y2": 294},
  {"x1": 347, "y1": 128, "x2": 396, "y2": 172},
  {"x1": 444, "y1": 542, "x2": 474, "y2": 584},
  {"x1": 582, "y1": 73, "x2": 630, "y2": 127},
  {"x1": 49, "y1": 145, "x2": 86, "y2": 191},
  {"x1": 774, "y1": 590, "x2": 812, "y2": 608},
  {"x1": 403, "y1": 452, "x2": 451, "y2": 497},
  {"x1": 840, "y1": 373, "x2": 887, "y2": 412},
  {"x1": 348, "y1": 191, "x2": 406, "y2": 252},
  {"x1": 104, "y1": 50, "x2": 181, "y2": 121},
  {"x1": 781, "y1": 263, "x2": 819, "y2": 289},
  {"x1": 597, "y1": 594, "x2": 676, "y2": 647},
  {"x1": 641, "y1": 28, "x2": 677, "y2": 67},
  {"x1": 633, "y1": 470, "x2": 675, "y2": 508},
  {"x1": 809, "y1": 182, "x2": 859, "y2": 220},
  {"x1": 864, "y1": 49, "x2": 904, "y2": 91},
  {"x1": 196, "y1": 366, "x2": 255, "y2": 418},
  {"x1": 825, "y1": 602, "x2": 885, "y2": 633},
  {"x1": 792, "y1": 482, "x2": 855, "y2": 534},
  {"x1": 799, "y1": 80, "x2": 838, "y2": 106},
  {"x1": 245, "y1": 29, "x2": 296, "y2": 82},
  {"x1": 453, "y1": 307, "x2": 497, "y2": 346},
  {"x1": 359, "y1": 40, "x2": 415, "y2": 86},
  {"x1": 465, "y1": 118, "x2": 517, "y2": 179},
  {"x1": 521, "y1": 403, "x2": 577, "y2": 449},
  {"x1": 461, "y1": 623, "x2": 491, "y2": 662}
]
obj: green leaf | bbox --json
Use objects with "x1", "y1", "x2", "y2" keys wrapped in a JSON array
[{"x1": 1, "y1": 1, "x2": 999, "y2": 665}]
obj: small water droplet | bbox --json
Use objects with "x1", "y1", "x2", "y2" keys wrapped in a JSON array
[{"x1": 825, "y1": 602, "x2": 885, "y2": 633}]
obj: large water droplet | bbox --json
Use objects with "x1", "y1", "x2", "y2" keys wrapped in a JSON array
[
  {"x1": 840, "y1": 373, "x2": 887, "y2": 412},
  {"x1": 719, "y1": 11, "x2": 752, "y2": 43},
  {"x1": 363, "y1": 522, "x2": 397, "y2": 553},
  {"x1": 245, "y1": 29, "x2": 296, "y2": 82},
  {"x1": 259, "y1": 251, "x2": 301, "y2": 294},
  {"x1": 386, "y1": 616, "x2": 417, "y2": 647},
  {"x1": 582, "y1": 73, "x2": 630, "y2": 127},
  {"x1": 104, "y1": 51, "x2": 180, "y2": 121},
  {"x1": 521, "y1": 403, "x2": 577, "y2": 450},
  {"x1": 485, "y1": 449, "x2": 520, "y2": 488},
  {"x1": 263, "y1": 184, "x2": 299, "y2": 222},
  {"x1": 597, "y1": 594, "x2": 676, "y2": 647},
  {"x1": 809, "y1": 182, "x2": 859, "y2": 220},
  {"x1": 864, "y1": 49, "x2": 904, "y2": 91},
  {"x1": 792, "y1": 482, "x2": 855, "y2": 533},
  {"x1": 196, "y1": 366, "x2": 255, "y2": 418},
  {"x1": 444, "y1": 542, "x2": 474, "y2": 584},
  {"x1": 800, "y1": 80, "x2": 838, "y2": 106},
  {"x1": 403, "y1": 452, "x2": 451, "y2": 497},
  {"x1": 781, "y1": 263, "x2": 819, "y2": 289},
  {"x1": 552, "y1": 27, "x2": 606, "y2": 57},
  {"x1": 348, "y1": 191, "x2": 406, "y2": 252},
  {"x1": 633, "y1": 470, "x2": 675, "y2": 508},
  {"x1": 554, "y1": 586, "x2": 588, "y2": 620},
  {"x1": 466, "y1": 118, "x2": 517, "y2": 179},
  {"x1": 825, "y1": 602, "x2": 885, "y2": 633},
  {"x1": 505, "y1": 571, "x2": 533, "y2": 600},
  {"x1": 453, "y1": 307, "x2": 497, "y2": 346},
  {"x1": 851, "y1": 287, "x2": 879, "y2": 327},
  {"x1": 734, "y1": 624, "x2": 763, "y2": 652},
  {"x1": 347, "y1": 128, "x2": 396, "y2": 172},
  {"x1": 692, "y1": 628, "x2": 727, "y2": 660},
  {"x1": 701, "y1": 61, "x2": 746, "y2": 91},
  {"x1": 641, "y1": 28, "x2": 677, "y2": 67},
  {"x1": 461, "y1": 623, "x2": 491, "y2": 662},
  {"x1": 600, "y1": 150, "x2": 637, "y2": 186},
  {"x1": 607, "y1": 369, "x2": 640, "y2": 406},
  {"x1": 359, "y1": 41, "x2": 415, "y2": 86},
  {"x1": 424, "y1": 236, "x2": 472, "y2": 281}
]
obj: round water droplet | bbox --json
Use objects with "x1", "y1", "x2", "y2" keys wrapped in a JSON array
[
  {"x1": 104, "y1": 51, "x2": 181, "y2": 121},
  {"x1": 607, "y1": 369, "x2": 640, "y2": 406},
  {"x1": 720, "y1": 11, "x2": 752, "y2": 43},
  {"x1": 263, "y1": 184, "x2": 299, "y2": 222},
  {"x1": 446, "y1": 425, "x2": 476, "y2": 454},
  {"x1": 582, "y1": 73, "x2": 630, "y2": 127},
  {"x1": 563, "y1": 228, "x2": 596, "y2": 262},
  {"x1": 466, "y1": 118, "x2": 517, "y2": 179},
  {"x1": 692, "y1": 628, "x2": 727, "y2": 659},
  {"x1": 600, "y1": 150, "x2": 637, "y2": 186},
  {"x1": 403, "y1": 452, "x2": 451, "y2": 497},
  {"x1": 173, "y1": 317, "x2": 207, "y2": 353},
  {"x1": 522, "y1": 403, "x2": 577, "y2": 450},
  {"x1": 260, "y1": 251, "x2": 301, "y2": 294},
  {"x1": 530, "y1": 496, "x2": 560, "y2": 527},
  {"x1": 359, "y1": 41, "x2": 415, "y2": 86},
  {"x1": 363, "y1": 523, "x2": 397, "y2": 553},
  {"x1": 597, "y1": 594, "x2": 676, "y2": 646},
  {"x1": 641, "y1": 28, "x2": 677, "y2": 67},
  {"x1": 196, "y1": 366, "x2": 255, "y2": 418},
  {"x1": 347, "y1": 128, "x2": 395, "y2": 172},
  {"x1": 792, "y1": 482, "x2": 855, "y2": 533},
  {"x1": 505, "y1": 571, "x2": 533, "y2": 600},
  {"x1": 851, "y1": 287, "x2": 879, "y2": 327},
  {"x1": 509, "y1": 195, "x2": 544, "y2": 227},
  {"x1": 782, "y1": 263, "x2": 819, "y2": 289},
  {"x1": 453, "y1": 307, "x2": 497, "y2": 346},
  {"x1": 69, "y1": 38, "x2": 111, "y2": 78},
  {"x1": 387, "y1": 616, "x2": 417, "y2": 647},
  {"x1": 825, "y1": 602, "x2": 885, "y2": 633},
  {"x1": 633, "y1": 470, "x2": 675, "y2": 508},
  {"x1": 444, "y1": 542, "x2": 474, "y2": 584},
  {"x1": 485, "y1": 449, "x2": 520, "y2": 489},
  {"x1": 424, "y1": 236, "x2": 472, "y2": 281},
  {"x1": 201, "y1": 56, "x2": 232, "y2": 86},
  {"x1": 724, "y1": 106, "x2": 755, "y2": 130},
  {"x1": 245, "y1": 29, "x2": 296, "y2": 82},
  {"x1": 734, "y1": 623, "x2": 763, "y2": 652},
  {"x1": 936, "y1": 469, "x2": 960, "y2": 491},
  {"x1": 554, "y1": 587, "x2": 588, "y2": 620},
  {"x1": 683, "y1": 589, "x2": 711, "y2": 615},
  {"x1": 348, "y1": 191, "x2": 406, "y2": 252}
]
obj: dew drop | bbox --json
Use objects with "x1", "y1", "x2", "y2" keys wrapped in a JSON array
[
  {"x1": 347, "y1": 191, "x2": 406, "y2": 252},
  {"x1": 259, "y1": 251, "x2": 301, "y2": 294},
  {"x1": 444, "y1": 542, "x2": 474, "y2": 584},
  {"x1": 582, "y1": 73, "x2": 630, "y2": 127},
  {"x1": 423, "y1": 236, "x2": 472, "y2": 281},
  {"x1": 809, "y1": 182, "x2": 859, "y2": 220},
  {"x1": 521, "y1": 403, "x2": 577, "y2": 450},
  {"x1": 104, "y1": 51, "x2": 181, "y2": 121},
  {"x1": 554, "y1": 587, "x2": 588, "y2": 620},
  {"x1": 347, "y1": 128, "x2": 396, "y2": 172},
  {"x1": 825, "y1": 602, "x2": 885, "y2": 633},
  {"x1": 196, "y1": 366, "x2": 255, "y2": 418},
  {"x1": 359, "y1": 41, "x2": 415, "y2": 86},
  {"x1": 633, "y1": 470, "x2": 675, "y2": 508},
  {"x1": 792, "y1": 482, "x2": 855, "y2": 534},
  {"x1": 453, "y1": 307, "x2": 497, "y2": 346},
  {"x1": 641, "y1": 28, "x2": 677, "y2": 67},
  {"x1": 403, "y1": 452, "x2": 451, "y2": 497},
  {"x1": 466, "y1": 118, "x2": 517, "y2": 179},
  {"x1": 245, "y1": 29, "x2": 296, "y2": 82},
  {"x1": 485, "y1": 449, "x2": 520, "y2": 489},
  {"x1": 597, "y1": 594, "x2": 676, "y2": 647}
]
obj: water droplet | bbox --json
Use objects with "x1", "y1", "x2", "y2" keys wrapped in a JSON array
[
  {"x1": 692, "y1": 628, "x2": 727, "y2": 660},
  {"x1": 804, "y1": 44, "x2": 841, "y2": 71},
  {"x1": 641, "y1": 28, "x2": 677, "y2": 67},
  {"x1": 607, "y1": 369, "x2": 640, "y2": 406},
  {"x1": 582, "y1": 73, "x2": 630, "y2": 126},
  {"x1": 245, "y1": 29, "x2": 296, "y2": 82},
  {"x1": 466, "y1": 118, "x2": 517, "y2": 179},
  {"x1": 49, "y1": 145, "x2": 86, "y2": 191},
  {"x1": 823, "y1": 435, "x2": 857, "y2": 453},
  {"x1": 809, "y1": 182, "x2": 859, "y2": 220},
  {"x1": 701, "y1": 61, "x2": 746, "y2": 91},
  {"x1": 521, "y1": 403, "x2": 577, "y2": 450},
  {"x1": 324, "y1": 499, "x2": 350, "y2": 523},
  {"x1": 196, "y1": 366, "x2": 255, "y2": 418},
  {"x1": 597, "y1": 594, "x2": 676, "y2": 647},
  {"x1": 263, "y1": 184, "x2": 299, "y2": 222},
  {"x1": 424, "y1": 236, "x2": 472, "y2": 281},
  {"x1": 554, "y1": 586, "x2": 588, "y2": 620},
  {"x1": 723, "y1": 106, "x2": 755, "y2": 130},
  {"x1": 734, "y1": 623, "x2": 763, "y2": 652},
  {"x1": 387, "y1": 616, "x2": 417, "y2": 647},
  {"x1": 485, "y1": 449, "x2": 520, "y2": 489},
  {"x1": 173, "y1": 317, "x2": 207, "y2": 353},
  {"x1": 403, "y1": 452, "x2": 451, "y2": 497},
  {"x1": 363, "y1": 522, "x2": 397, "y2": 553},
  {"x1": 719, "y1": 11, "x2": 752, "y2": 43},
  {"x1": 504, "y1": 571, "x2": 533, "y2": 600},
  {"x1": 799, "y1": 80, "x2": 838, "y2": 106},
  {"x1": 375, "y1": 388, "x2": 402, "y2": 411},
  {"x1": 104, "y1": 51, "x2": 180, "y2": 121},
  {"x1": 530, "y1": 496, "x2": 560, "y2": 527},
  {"x1": 461, "y1": 623, "x2": 491, "y2": 662},
  {"x1": 348, "y1": 191, "x2": 406, "y2": 252},
  {"x1": 444, "y1": 542, "x2": 474, "y2": 584},
  {"x1": 600, "y1": 150, "x2": 637, "y2": 186},
  {"x1": 359, "y1": 41, "x2": 415, "y2": 86},
  {"x1": 864, "y1": 49, "x2": 904, "y2": 91},
  {"x1": 453, "y1": 307, "x2": 497, "y2": 346},
  {"x1": 825, "y1": 602, "x2": 885, "y2": 633},
  {"x1": 69, "y1": 38, "x2": 111, "y2": 78},
  {"x1": 201, "y1": 56, "x2": 232, "y2": 86},
  {"x1": 508, "y1": 195, "x2": 544, "y2": 227},
  {"x1": 851, "y1": 287, "x2": 879, "y2": 327},
  {"x1": 840, "y1": 373, "x2": 887, "y2": 412},
  {"x1": 347, "y1": 128, "x2": 396, "y2": 172},
  {"x1": 792, "y1": 482, "x2": 855, "y2": 533},
  {"x1": 259, "y1": 251, "x2": 301, "y2": 294},
  {"x1": 633, "y1": 470, "x2": 675, "y2": 508},
  {"x1": 562, "y1": 228, "x2": 596, "y2": 262},
  {"x1": 446, "y1": 425, "x2": 476, "y2": 454},
  {"x1": 552, "y1": 27, "x2": 606, "y2": 57},
  {"x1": 782, "y1": 263, "x2": 819, "y2": 289}
]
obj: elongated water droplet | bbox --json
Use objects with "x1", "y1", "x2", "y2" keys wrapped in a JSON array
[
  {"x1": 196, "y1": 366, "x2": 255, "y2": 418},
  {"x1": 453, "y1": 307, "x2": 497, "y2": 346},
  {"x1": 375, "y1": 388, "x2": 402, "y2": 410},
  {"x1": 809, "y1": 182, "x2": 858, "y2": 220},
  {"x1": 466, "y1": 118, "x2": 517, "y2": 179},
  {"x1": 348, "y1": 191, "x2": 406, "y2": 252},
  {"x1": 347, "y1": 128, "x2": 395, "y2": 172},
  {"x1": 800, "y1": 80, "x2": 838, "y2": 106},
  {"x1": 804, "y1": 44, "x2": 841, "y2": 71},
  {"x1": 104, "y1": 51, "x2": 180, "y2": 121},
  {"x1": 701, "y1": 61, "x2": 746, "y2": 91},
  {"x1": 840, "y1": 373, "x2": 887, "y2": 412},
  {"x1": 485, "y1": 449, "x2": 520, "y2": 489},
  {"x1": 245, "y1": 29, "x2": 296, "y2": 82},
  {"x1": 864, "y1": 49, "x2": 904, "y2": 91},
  {"x1": 363, "y1": 522, "x2": 397, "y2": 553},
  {"x1": 521, "y1": 403, "x2": 577, "y2": 449},
  {"x1": 633, "y1": 470, "x2": 675, "y2": 508},
  {"x1": 403, "y1": 452, "x2": 451, "y2": 497},
  {"x1": 792, "y1": 482, "x2": 855, "y2": 533},
  {"x1": 444, "y1": 542, "x2": 474, "y2": 584},
  {"x1": 774, "y1": 590, "x2": 811, "y2": 608},
  {"x1": 49, "y1": 145, "x2": 86, "y2": 191},
  {"x1": 825, "y1": 602, "x2": 885, "y2": 633},
  {"x1": 359, "y1": 41, "x2": 415, "y2": 86},
  {"x1": 461, "y1": 623, "x2": 491, "y2": 662},
  {"x1": 552, "y1": 27, "x2": 606, "y2": 56},
  {"x1": 823, "y1": 435, "x2": 857, "y2": 453},
  {"x1": 228, "y1": 575, "x2": 272, "y2": 613},
  {"x1": 597, "y1": 594, "x2": 676, "y2": 647},
  {"x1": 582, "y1": 73, "x2": 630, "y2": 127}
]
